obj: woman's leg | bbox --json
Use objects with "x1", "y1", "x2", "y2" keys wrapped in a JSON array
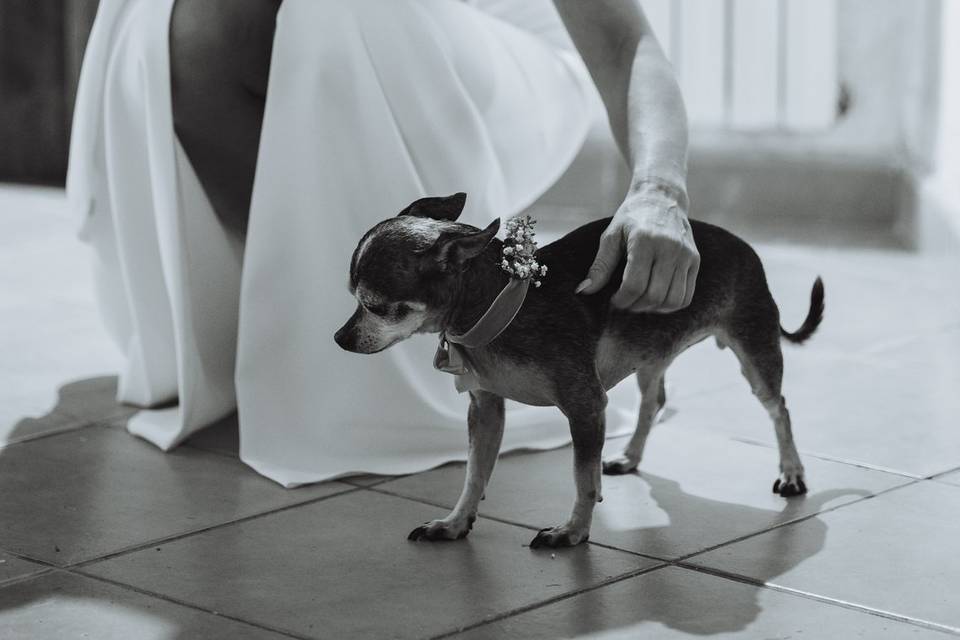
[{"x1": 169, "y1": 0, "x2": 282, "y2": 237}]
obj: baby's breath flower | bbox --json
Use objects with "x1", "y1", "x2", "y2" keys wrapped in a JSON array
[{"x1": 500, "y1": 215, "x2": 547, "y2": 286}]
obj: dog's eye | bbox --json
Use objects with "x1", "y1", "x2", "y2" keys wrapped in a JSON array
[
  {"x1": 365, "y1": 303, "x2": 388, "y2": 317},
  {"x1": 395, "y1": 303, "x2": 410, "y2": 319}
]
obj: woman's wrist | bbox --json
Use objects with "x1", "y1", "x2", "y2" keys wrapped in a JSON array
[{"x1": 626, "y1": 176, "x2": 689, "y2": 214}]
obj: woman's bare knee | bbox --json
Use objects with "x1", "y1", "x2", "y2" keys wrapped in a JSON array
[
  {"x1": 168, "y1": 0, "x2": 281, "y2": 235},
  {"x1": 170, "y1": 0, "x2": 280, "y2": 121}
]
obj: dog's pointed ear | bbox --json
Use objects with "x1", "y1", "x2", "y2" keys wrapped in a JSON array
[
  {"x1": 420, "y1": 218, "x2": 500, "y2": 270},
  {"x1": 398, "y1": 192, "x2": 467, "y2": 221}
]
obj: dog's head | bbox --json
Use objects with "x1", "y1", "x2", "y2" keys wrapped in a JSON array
[{"x1": 334, "y1": 193, "x2": 500, "y2": 354}]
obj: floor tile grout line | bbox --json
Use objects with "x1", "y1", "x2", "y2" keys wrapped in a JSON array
[
  {"x1": 615, "y1": 409, "x2": 931, "y2": 482},
  {"x1": 339, "y1": 476, "x2": 407, "y2": 489},
  {"x1": 5, "y1": 482, "x2": 659, "y2": 639},
  {"x1": 436, "y1": 558, "x2": 960, "y2": 640},
  {"x1": 2, "y1": 415, "x2": 163, "y2": 453},
  {"x1": 0, "y1": 472, "x2": 924, "y2": 576},
  {"x1": 369, "y1": 476, "x2": 923, "y2": 567},
  {"x1": 0, "y1": 548, "x2": 61, "y2": 570},
  {"x1": 3, "y1": 450, "x2": 945, "y2": 636},
  {"x1": 169, "y1": 446, "x2": 406, "y2": 488},
  {"x1": 366, "y1": 485, "x2": 666, "y2": 561},
  {"x1": 675, "y1": 563, "x2": 960, "y2": 637},
  {"x1": 0, "y1": 484, "x2": 355, "y2": 571},
  {"x1": 428, "y1": 562, "x2": 670, "y2": 640},
  {"x1": 576, "y1": 539, "x2": 670, "y2": 563},
  {"x1": 66, "y1": 568, "x2": 314, "y2": 640},
  {"x1": 171, "y1": 441, "x2": 410, "y2": 486},
  {"x1": 673, "y1": 477, "x2": 924, "y2": 564},
  {"x1": 434, "y1": 540, "x2": 958, "y2": 640},
  {"x1": 343, "y1": 478, "x2": 390, "y2": 487},
  {"x1": 367, "y1": 485, "x2": 542, "y2": 533},
  {"x1": 0, "y1": 567, "x2": 54, "y2": 590},
  {"x1": 74, "y1": 409, "x2": 138, "y2": 428},
  {"x1": 7, "y1": 480, "x2": 655, "y2": 640},
  {"x1": 0, "y1": 418, "x2": 105, "y2": 452},
  {"x1": 928, "y1": 465, "x2": 960, "y2": 481},
  {"x1": 788, "y1": 454, "x2": 921, "y2": 479},
  {"x1": 859, "y1": 319, "x2": 960, "y2": 357},
  {"x1": 179, "y1": 442, "x2": 242, "y2": 460},
  {"x1": 728, "y1": 437, "x2": 925, "y2": 479},
  {"x1": 453, "y1": 475, "x2": 934, "y2": 637},
  {"x1": 65, "y1": 485, "x2": 364, "y2": 571}
]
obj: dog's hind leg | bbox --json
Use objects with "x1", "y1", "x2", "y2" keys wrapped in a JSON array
[
  {"x1": 725, "y1": 330, "x2": 807, "y2": 497},
  {"x1": 602, "y1": 366, "x2": 666, "y2": 475},
  {"x1": 531, "y1": 380, "x2": 607, "y2": 549},
  {"x1": 408, "y1": 390, "x2": 505, "y2": 541}
]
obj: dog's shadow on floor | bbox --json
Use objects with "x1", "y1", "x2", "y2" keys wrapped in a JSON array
[{"x1": 552, "y1": 471, "x2": 867, "y2": 637}]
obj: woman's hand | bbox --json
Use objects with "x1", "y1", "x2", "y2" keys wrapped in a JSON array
[
  {"x1": 556, "y1": 0, "x2": 695, "y2": 313},
  {"x1": 576, "y1": 184, "x2": 700, "y2": 313}
]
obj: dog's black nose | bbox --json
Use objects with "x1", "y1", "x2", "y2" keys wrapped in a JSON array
[{"x1": 334, "y1": 326, "x2": 356, "y2": 351}]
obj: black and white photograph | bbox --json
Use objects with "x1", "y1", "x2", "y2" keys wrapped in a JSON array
[{"x1": 1, "y1": 0, "x2": 958, "y2": 637}]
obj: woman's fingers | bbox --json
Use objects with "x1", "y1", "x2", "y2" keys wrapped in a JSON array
[
  {"x1": 681, "y1": 256, "x2": 700, "y2": 308},
  {"x1": 610, "y1": 243, "x2": 653, "y2": 308},
  {"x1": 627, "y1": 253, "x2": 676, "y2": 312},
  {"x1": 577, "y1": 229, "x2": 623, "y2": 295},
  {"x1": 648, "y1": 260, "x2": 687, "y2": 313},
  {"x1": 617, "y1": 236, "x2": 698, "y2": 313}
]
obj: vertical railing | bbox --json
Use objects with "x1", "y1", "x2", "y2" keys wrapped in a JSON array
[{"x1": 643, "y1": 0, "x2": 839, "y2": 132}]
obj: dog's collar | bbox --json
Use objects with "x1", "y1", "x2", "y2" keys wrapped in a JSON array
[{"x1": 433, "y1": 277, "x2": 530, "y2": 392}]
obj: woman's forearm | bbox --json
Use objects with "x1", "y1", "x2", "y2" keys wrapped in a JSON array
[
  {"x1": 622, "y1": 31, "x2": 689, "y2": 210},
  {"x1": 556, "y1": 0, "x2": 689, "y2": 209}
]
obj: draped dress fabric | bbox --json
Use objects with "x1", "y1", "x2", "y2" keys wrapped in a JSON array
[{"x1": 68, "y1": 0, "x2": 639, "y2": 487}]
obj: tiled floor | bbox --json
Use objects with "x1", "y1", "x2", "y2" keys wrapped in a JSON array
[{"x1": 2, "y1": 185, "x2": 960, "y2": 638}]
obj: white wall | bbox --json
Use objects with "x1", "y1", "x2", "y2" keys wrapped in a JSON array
[
  {"x1": 935, "y1": 0, "x2": 960, "y2": 191},
  {"x1": 921, "y1": 0, "x2": 960, "y2": 249},
  {"x1": 535, "y1": 0, "x2": 947, "y2": 246}
]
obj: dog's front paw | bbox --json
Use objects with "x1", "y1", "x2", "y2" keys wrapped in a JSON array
[
  {"x1": 529, "y1": 524, "x2": 589, "y2": 549},
  {"x1": 602, "y1": 455, "x2": 639, "y2": 475},
  {"x1": 773, "y1": 472, "x2": 807, "y2": 498},
  {"x1": 407, "y1": 516, "x2": 474, "y2": 542}
]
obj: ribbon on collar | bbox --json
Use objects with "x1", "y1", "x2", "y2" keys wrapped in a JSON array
[{"x1": 433, "y1": 277, "x2": 530, "y2": 392}]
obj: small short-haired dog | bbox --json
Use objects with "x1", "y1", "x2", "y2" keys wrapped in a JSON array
[{"x1": 335, "y1": 193, "x2": 824, "y2": 549}]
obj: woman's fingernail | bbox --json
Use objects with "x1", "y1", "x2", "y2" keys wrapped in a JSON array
[{"x1": 575, "y1": 279, "x2": 591, "y2": 294}]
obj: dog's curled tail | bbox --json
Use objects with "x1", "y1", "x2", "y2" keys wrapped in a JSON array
[{"x1": 780, "y1": 277, "x2": 824, "y2": 344}]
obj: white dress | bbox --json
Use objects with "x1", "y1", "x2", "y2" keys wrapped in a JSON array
[{"x1": 68, "y1": 0, "x2": 638, "y2": 486}]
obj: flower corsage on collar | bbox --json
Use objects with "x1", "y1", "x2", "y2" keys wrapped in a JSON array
[{"x1": 433, "y1": 216, "x2": 547, "y2": 392}]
